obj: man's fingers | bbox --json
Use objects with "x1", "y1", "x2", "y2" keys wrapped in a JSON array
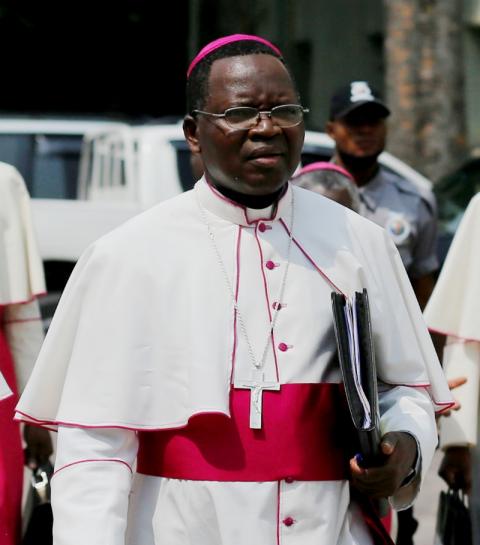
[
  {"x1": 349, "y1": 455, "x2": 366, "y2": 476},
  {"x1": 380, "y1": 432, "x2": 399, "y2": 456},
  {"x1": 448, "y1": 376, "x2": 467, "y2": 390}
]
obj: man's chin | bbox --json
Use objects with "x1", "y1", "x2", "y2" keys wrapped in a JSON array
[{"x1": 338, "y1": 150, "x2": 380, "y2": 170}]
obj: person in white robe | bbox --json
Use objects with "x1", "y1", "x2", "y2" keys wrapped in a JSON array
[
  {"x1": 0, "y1": 162, "x2": 53, "y2": 545},
  {"x1": 424, "y1": 192, "x2": 480, "y2": 543},
  {"x1": 16, "y1": 35, "x2": 452, "y2": 545}
]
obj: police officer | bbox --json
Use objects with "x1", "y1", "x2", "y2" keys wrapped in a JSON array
[
  {"x1": 327, "y1": 81, "x2": 440, "y2": 545},
  {"x1": 327, "y1": 81, "x2": 439, "y2": 311}
]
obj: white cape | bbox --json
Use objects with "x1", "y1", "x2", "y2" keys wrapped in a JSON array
[
  {"x1": 16, "y1": 180, "x2": 453, "y2": 429},
  {"x1": 424, "y1": 193, "x2": 480, "y2": 342},
  {"x1": 0, "y1": 162, "x2": 46, "y2": 305}
]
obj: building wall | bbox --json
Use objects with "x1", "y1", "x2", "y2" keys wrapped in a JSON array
[
  {"x1": 464, "y1": 0, "x2": 480, "y2": 148},
  {"x1": 289, "y1": 0, "x2": 385, "y2": 130}
]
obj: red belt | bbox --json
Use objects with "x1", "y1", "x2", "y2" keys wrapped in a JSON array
[{"x1": 137, "y1": 383, "x2": 353, "y2": 481}]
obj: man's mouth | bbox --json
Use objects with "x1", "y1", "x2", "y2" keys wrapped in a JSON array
[{"x1": 248, "y1": 148, "x2": 285, "y2": 165}]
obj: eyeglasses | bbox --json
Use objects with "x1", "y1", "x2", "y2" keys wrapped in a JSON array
[{"x1": 192, "y1": 104, "x2": 309, "y2": 130}]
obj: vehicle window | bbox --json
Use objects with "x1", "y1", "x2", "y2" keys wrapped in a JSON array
[
  {"x1": 32, "y1": 135, "x2": 83, "y2": 199},
  {"x1": 0, "y1": 134, "x2": 35, "y2": 187},
  {"x1": 0, "y1": 133, "x2": 83, "y2": 199},
  {"x1": 171, "y1": 139, "x2": 196, "y2": 192}
]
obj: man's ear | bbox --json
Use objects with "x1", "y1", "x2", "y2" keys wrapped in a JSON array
[
  {"x1": 183, "y1": 115, "x2": 201, "y2": 153},
  {"x1": 325, "y1": 120, "x2": 336, "y2": 139}
]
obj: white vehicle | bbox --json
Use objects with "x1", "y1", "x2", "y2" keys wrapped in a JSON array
[
  {"x1": 0, "y1": 118, "x2": 432, "y2": 323},
  {"x1": 0, "y1": 117, "x2": 129, "y2": 323},
  {"x1": 82, "y1": 124, "x2": 432, "y2": 205}
]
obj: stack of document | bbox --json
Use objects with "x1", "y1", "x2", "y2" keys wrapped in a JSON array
[{"x1": 331, "y1": 289, "x2": 381, "y2": 467}]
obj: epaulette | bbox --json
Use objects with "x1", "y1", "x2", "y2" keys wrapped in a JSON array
[{"x1": 382, "y1": 168, "x2": 437, "y2": 212}]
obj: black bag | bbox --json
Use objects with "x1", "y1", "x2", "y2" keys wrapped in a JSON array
[
  {"x1": 435, "y1": 488, "x2": 472, "y2": 545},
  {"x1": 22, "y1": 462, "x2": 54, "y2": 545}
]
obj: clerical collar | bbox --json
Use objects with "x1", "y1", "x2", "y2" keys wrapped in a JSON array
[{"x1": 195, "y1": 177, "x2": 292, "y2": 227}]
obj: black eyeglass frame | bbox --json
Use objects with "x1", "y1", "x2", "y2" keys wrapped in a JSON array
[{"x1": 191, "y1": 104, "x2": 310, "y2": 130}]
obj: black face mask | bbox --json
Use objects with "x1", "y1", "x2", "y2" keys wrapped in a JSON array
[{"x1": 337, "y1": 149, "x2": 381, "y2": 172}]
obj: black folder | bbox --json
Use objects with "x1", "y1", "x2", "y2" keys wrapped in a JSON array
[{"x1": 331, "y1": 289, "x2": 382, "y2": 468}]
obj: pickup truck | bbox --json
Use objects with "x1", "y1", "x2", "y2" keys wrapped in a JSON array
[{"x1": 0, "y1": 117, "x2": 433, "y2": 324}]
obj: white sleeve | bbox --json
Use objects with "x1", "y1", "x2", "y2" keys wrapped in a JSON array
[
  {"x1": 439, "y1": 338, "x2": 480, "y2": 448},
  {"x1": 3, "y1": 299, "x2": 44, "y2": 392},
  {"x1": 52, "y1": 426, "x2": 138, "y2": 545},
  {"x1": 378, "y1": 384, "x2": 437, "y2": 510}
]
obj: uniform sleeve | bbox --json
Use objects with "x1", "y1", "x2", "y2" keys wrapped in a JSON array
[
  {"x1": 439, "y1": 338, "x2": 480, "y2": 448},
  {"x1": 409, "y1": 197, "x2": 439, "y2": 278},
  {"x1": 52, "y1": 426, "x2": 138, "y2": 545},
  {"x1": 378, "y1": 383, "x2": 437, "y2": 510},
  {"x1": 3, "y1": 299, "x2": 44, "y2": 392}
]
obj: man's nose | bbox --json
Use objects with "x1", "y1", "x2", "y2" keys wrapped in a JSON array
[{"x1": 251, "y1": 112, "x2": 281, "y2": 136}]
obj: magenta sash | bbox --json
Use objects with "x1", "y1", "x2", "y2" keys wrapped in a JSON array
[{"x1": 137, "y1": 383, "x2": 353, "y2": 481}]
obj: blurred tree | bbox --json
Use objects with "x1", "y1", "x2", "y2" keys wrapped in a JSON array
[{"x1": 383, "y1": 0, "x2": 467, "y2": 182}]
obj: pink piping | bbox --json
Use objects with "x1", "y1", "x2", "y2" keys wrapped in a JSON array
[
  {"x1": 230, "y1": 226, "x2": 242, "y2": 384},
  {"x1": 4, "y1": 317, "x2": 42, "y2": 325},
  {"x1": 14, "y1": 409, "x2": 231, "y2": 432},
  {"x1": 279, "y1": 218, "x2": 345, "y2": 296},
  {"x1": 187, "y1": 34, "x2": 282, "y2": 78},
  {"x1": 254, "y1": 225, "x2": 280, "y2": 380},
  {"x1": 0, "y1": 291, "x2": 47, "y2": 306},
  {"x1": 53, "y1": 458, "x2": 132, "y2": 478},
  {"x1": 428, "y1": 326, "x2": 480, "y2": 344}
]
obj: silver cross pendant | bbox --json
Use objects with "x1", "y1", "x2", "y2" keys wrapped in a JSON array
[{"x1": 234, "y1": 369, "x2": 280, "y2": 429}]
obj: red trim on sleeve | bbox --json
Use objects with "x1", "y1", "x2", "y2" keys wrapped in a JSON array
[
  {"x1": 428, "y1": 326, "x2": 480, "y2": 344},
  {"x1": 1, "y1": 292, "x2": 47, "y2": 306},
  {"x1": 53, "y1": 458, "x2": 133, "y2": 478},
  {"x1": 4, "y1": 317, "x2": 42, "y2": 325}
]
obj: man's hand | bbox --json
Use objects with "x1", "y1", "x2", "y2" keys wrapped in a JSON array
[
  {"x1": 349, "y1": 432, "x2": 417, "y2": 498},
  {"x1": 438, "y1": 446, "x2": 471, "y2": 494},
  {"x1": 23, "y1": 424, "x2": 53, "y2": 470}
]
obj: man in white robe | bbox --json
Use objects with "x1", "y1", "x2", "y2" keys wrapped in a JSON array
[
  {"x1": 1, "y1": 162, "x2": 53, "y2": 545},
  {"x1": 16, "y1": 34, "x2": 453, "y2": 545},
  {"x1": 424, "y1": 192, "x2": 480, "y2": 543}
]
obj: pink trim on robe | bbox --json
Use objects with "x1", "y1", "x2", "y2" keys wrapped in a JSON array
[
  {"x1": 230, "y1": 226, "x2": 242, "y2": 385},
  {"x1": 428, "y1": 326, "x2": 480, "y2": 344},
  {"x1": 1, "y1": 292, "x2": 47, "y2": 306},
  {"x1": 53, "y1": 459, "x2": 133, "y2": 478},
  {"x1": 253, "y1": 224, "x2": 280, "y2": 381},
  {"x1": 279, "y1": 218, "x2": 345, "y2": 295},
  {"x1": 3, "y1": 317, "x2": 42, "y2": 325}
]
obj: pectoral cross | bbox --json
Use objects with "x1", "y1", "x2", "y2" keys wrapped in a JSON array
[{"x1": 234, "y1": 370, "x2": 280, "y2": 429}]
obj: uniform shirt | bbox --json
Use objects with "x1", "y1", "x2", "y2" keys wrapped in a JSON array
[{"x1": 357, "y1": 167, "x2": 438, "y2": 278}]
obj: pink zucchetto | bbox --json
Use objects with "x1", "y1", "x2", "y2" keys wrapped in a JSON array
[
  {"x1": 293, "y1": 162, "x2": 354, "y2": 181},
  {"x1": 187, "y1": 34, "x2": 282, "y2": 78}
]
